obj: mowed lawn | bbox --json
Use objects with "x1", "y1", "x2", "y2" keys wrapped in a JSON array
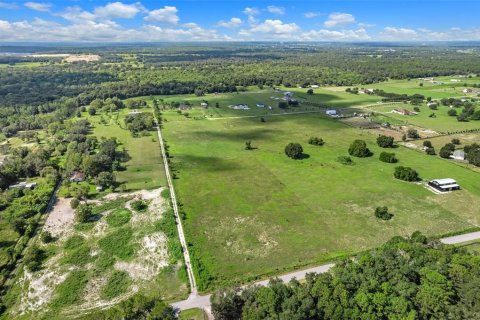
[
  {"x1": 163, "y1": 111, "x2": 480, "y2": 287},
  {"x1": 86, "y1": 109, "x2": 166, "y2": 191}
]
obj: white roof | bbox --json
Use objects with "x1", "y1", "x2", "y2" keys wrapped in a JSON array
[
  {"x1": 453, "y1": 150, "x2": 465, "y2": 155},
  {"x1": 439, "y1": 183, "x2": 460, "y2": 189},
  {"x1": 431, "y1": 178, "x2": 457, "y2": 185}
]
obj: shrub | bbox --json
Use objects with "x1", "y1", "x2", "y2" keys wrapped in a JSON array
[
  {"x1": 451, "y1": 138, "x2": 461, "y2": 145},
  {"x1": 284, "y1": 143, "x2": 303, "y2": 159},
  {"x1": 308, "y1": 137, "x2": 324, "y2": 146},
  {"x1": 439, "y1": 143, "x2": 455, "y2": 158},
  {"x1": 70, "y1": 198, "x2": 80, "y2": 209},
  {"x1": 24, "y1": 246, "x2": 46, "y2": 271},
  {"x1": 75, "y1": 204, "x2": 92, "y2": 223},
  {"x1": 376, "y1": 135, "x2": 394, "y2": 148},
  {"x1": 423, "y1": 140, "x2": 432, "y2": 148},
  {"x1": 131, "y1": 200, "x2": 148, "y2": 212},
  {"x1": 375, "y1": 206, "x2": 393, "y2": 220},
  {"x1": 348, "y1": 140, "x2": 371, "y2": 157},
  {"x1": 379, "y1": 152, "x2": 398, "y2": 163},
  {"x1": 106, "y1": 209, "x2": 132, "y2": 227},
  {"x1": 466, "y1": 148, "x2": 480, "y2": 167},
  {"x1": 407, "y1": 129, "x2": 420, "y2": 139},
  {"x1": 448, "y1": 109, "x2": 457, "y2": 116},
  {"x1": 40, "y1": 231, "x2": 54, "y2": 243},
  {"x1": 394, "y1": 166, "x2": 419, "y2": 182},
  {"x1": 425, "y1": 147, "x2": 436, "y2": 155},
  {"x1": 336, "y1": 156, "x2": 355, "y2": 165}
]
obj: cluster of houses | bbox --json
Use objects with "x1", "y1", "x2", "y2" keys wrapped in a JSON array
[
  {"x1": 463, "y1": 88, "x2": 480, "y2": 94},
  {"x1": 392, "y1": 108, "x2": 418, "y2": 116}
]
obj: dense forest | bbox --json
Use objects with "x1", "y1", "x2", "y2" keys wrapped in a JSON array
[{"x1": 211, "y1": 233, "x2": 480, "y2": 320}]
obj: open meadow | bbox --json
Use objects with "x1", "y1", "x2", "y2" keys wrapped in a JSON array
[
  {"x1": 85, "y1": 108, "x2": 166, "y2": 191},
  {"x1": 161, "y1": 101, "x2": 480, "y2": 290}
]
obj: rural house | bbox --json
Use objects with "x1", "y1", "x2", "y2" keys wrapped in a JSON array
[
  {"x1": 428, "y1": 178, "x2": 461, "y2": 192},
  {"x1": 451, "y1": 150, "x2": 465, "y2": 160},
  {"x1": 70, "y1": 171, "x2": 86, "y2": 182}
]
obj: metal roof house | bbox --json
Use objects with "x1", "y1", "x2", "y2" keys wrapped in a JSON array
[
  {"x1": 451, "y1": 150, "x2": 465, "y2": 160},
  {"x1": 428, "y1": 178, "x2": 460, "y2": 192}
]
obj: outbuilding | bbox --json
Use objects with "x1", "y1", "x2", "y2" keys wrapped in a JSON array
[
  {"x1": 451, "y1": 150, "x2": 465, "y2": 160},
  {"x1": 428, "y1": 178, "x2": 461, "y2": 192},
  {"x1": 326, "y1": 109, "x2": 337, "y2": 116}
]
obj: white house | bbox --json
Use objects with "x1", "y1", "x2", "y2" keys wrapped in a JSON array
[
  {"x1": 284, "y1": 91, "x2": 293, "y2": 97},
  {"x1": 326, "y1": 109, "x2": 337, "y2": 116},
  {"x1": 451, "y1": 150, "x2": 465, "y2": 160},
  {"x1": 310, "y1": 85, "x2": 319, "y2": 89},
  {"x1": 256, "y1": 103, "x2": 266, "y2": 108},
  {"x1": 200, "y1": 102, "x2": 208, "y2": 108},
  {"x1": 233, "y1": 104, "x2": 250, "y2": 110}
]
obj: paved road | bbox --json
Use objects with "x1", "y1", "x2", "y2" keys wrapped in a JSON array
[
  {"x1": 171, "y1": 230, "x2": 480, "y2": 313},
  {"x1": 171, "y1": 263, "x2": 335, "y2": 312},
  {"x1": 440, "y1": 231, "x2": 480, "y2": 245},
  {"x1": 154, "y1": 117, "x2": 197, "y2": 294}
]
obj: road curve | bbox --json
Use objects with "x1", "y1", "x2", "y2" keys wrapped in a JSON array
[
  {"x1": 171, "y1": 230, "x2": 480, "y2": 313},
  {"x1": 440, "y1": 231, "x2": 480, "y2": 245}
]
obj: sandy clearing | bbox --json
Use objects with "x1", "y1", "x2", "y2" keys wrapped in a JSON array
[
  {"x1": 115, "y1": 232, "x2": 169, "y2": 281},
  {"x1": 43, "y1": 197, "x2": 75, "y2": 240},
  {"x1": 17, "y1": 257, "x2": 68, "y2": 314},
  {"x1": 65, "y1": 55, "x2": 100, "y2": 62}
]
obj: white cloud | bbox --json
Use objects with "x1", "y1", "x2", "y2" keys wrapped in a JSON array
[
  {"x1": 304, "y1": 12, "x2": 319, "y2": 19},
  {"x1": 302, "y1": 28, "x2": 370, "y2": 41},
  {"x1": 217, "y1": 17, "x2": 242, "y2": 28},
  {"x1": 324, "y1": 12, "x2": 355, "y2": 28},
  {"x1": 267, "y1": 5, "x2": 285, "y2": 15},
  {"x1": 145, "y1": 6, "x2": 179, "y2": 24},
  {"x1": 94, "y1": 2, "x2": 145, "y2": 19},
  {"x1": 59, "y1": 6, "x2": 96, "y2": 23},
  {"x1": 358, "y1": 22, "x2": 375, "y2": 28},
  {"x1": 243, "y1": 7, "x2": 259, "y2": 16},
  {"x1": 380, "y1": 26, "x2": 418, "y2": 40},
  {"x1": 24, "y1": 2, "x2": 51, "y2": 12},
  {"x1": 0, "y1": 2, "x2": 18, "y2": 9},
  {"x1": 239, "y1": 19, "x2": 300, "y2": 40}
]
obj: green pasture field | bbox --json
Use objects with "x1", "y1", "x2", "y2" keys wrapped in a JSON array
[
  {"x1": 365, "y1": 103, "x2": 480, "y2": 132},
  {"x1": 366, "y1": 77, "x2": 480, "y2": 99},
  {"x1": 162, "y1": 108, "x2": 480, "y2": 290},
  {"x1": 84, "y1": 109, "x2": 166, "y2": 191},
  {"x1": 156, "y1": 87, "x2": 381, "y2": 120}
]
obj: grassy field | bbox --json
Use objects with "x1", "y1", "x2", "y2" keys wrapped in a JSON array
[
  {"x1": 162, "y1": 106, "x2": 480, "y2": 290},
  {"x1": 85, "y1": 109, "x2": 166, "y2": 191},
  {"x1": 364, "y1": 102, "x2": 480, "y2": 132}
]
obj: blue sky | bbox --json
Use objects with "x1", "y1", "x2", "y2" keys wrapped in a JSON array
[{"x1": 0, "y1": 0, "x2": 479, "y2": 41}]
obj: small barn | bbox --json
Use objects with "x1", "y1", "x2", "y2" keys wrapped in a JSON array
[
  {"x1": 428, "y1": 178, "x2": 460, "y2": 192},
  {"x1": 451, "y1": 150, "x2": 465, "y2": 160},
  {"x1": 326, "y1": 109, "x2": 337, "y2": 116}
]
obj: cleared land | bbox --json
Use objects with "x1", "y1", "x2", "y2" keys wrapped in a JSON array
[
  {"x1": 162, "y1": 102, "x2": 480, "y2": 289},
  {"x1": 7, "y1": 189, "x2": 188, "y2": 319}
]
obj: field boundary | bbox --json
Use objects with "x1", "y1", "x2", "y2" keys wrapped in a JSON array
[{"x1": 153, "y1": 112, "x2": 197, "y2": 294}]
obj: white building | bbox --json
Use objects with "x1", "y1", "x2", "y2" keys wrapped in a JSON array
[
  {"x1": 326, "y1": 109, "x2": 337, "y2": 116},
  {"x1": 428, "y1": 178, "x2": 460, "y2": 192},
  {"x1": 451, "y1": 150, "x2": 465, "y2": 160}
]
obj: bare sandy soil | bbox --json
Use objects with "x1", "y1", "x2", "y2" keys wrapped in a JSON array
[
  {"x1": 30, "y1": 54, "x2": 100, "y2": 62},
  {"x1": 43, "y1": 197, "x2": 75, "y2": 239},
  {"x1": 12, "y1": 188, "x2": 172, "y2": 317},
  {"x1": 64, "y1": 55, "x2": 100, "y2": 62}
]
